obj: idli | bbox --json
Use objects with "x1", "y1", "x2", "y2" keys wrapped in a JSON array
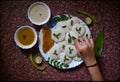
[
  {"x1": 65, "y1": 45, "x2": 77, "y2": 58},
  {"x1": 60, "y1": 52, "x2": 72, "y2": 64},
  {"x1": 52, "y1": 28, "x2": 65, "y2": 42}
]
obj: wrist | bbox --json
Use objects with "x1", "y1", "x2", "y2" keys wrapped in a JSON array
[{"x1": 84, "y1": 57, "x2": 97, "y2": 66}]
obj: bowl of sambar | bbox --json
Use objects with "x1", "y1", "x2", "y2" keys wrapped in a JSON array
[{"x1": 14, "y1": 26, "x2": 37, "y2": 49}]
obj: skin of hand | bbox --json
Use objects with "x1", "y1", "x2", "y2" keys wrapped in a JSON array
[
  {"x1": 74, "y1": 37, "x2": 104, "y2": 81},
  {"x1": 74, "y1": 37, "x2": 96, "y2": 66}
]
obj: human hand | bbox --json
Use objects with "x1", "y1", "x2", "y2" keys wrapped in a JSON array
[{"x1": 74, "y1": 37, "x2": 96, "y2": 66}]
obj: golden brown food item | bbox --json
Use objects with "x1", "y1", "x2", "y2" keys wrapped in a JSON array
[
  {"x1": 17, "y1": 28, "x2": 35, "y2": 45},
  {"x1": 42, "y1": 25, "x2": 54, "y2": 53}
]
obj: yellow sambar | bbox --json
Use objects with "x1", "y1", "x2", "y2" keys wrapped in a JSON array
[{"x1": 17, "y1": 27, "x2": 35, "y2": 45}]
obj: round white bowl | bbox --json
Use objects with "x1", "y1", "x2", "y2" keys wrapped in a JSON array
[
  {"x1": 14, "y1": 26, "x2": 37, "y2": 49},
  {"x1": 27, "y1": 2, "x2": 51, "y2": 26}
]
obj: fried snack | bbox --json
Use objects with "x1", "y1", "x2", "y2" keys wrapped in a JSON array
[{"x1": 42, "y1": 25, "x2": 54, "y2": 53}]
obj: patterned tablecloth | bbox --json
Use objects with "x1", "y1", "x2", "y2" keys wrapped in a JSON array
[{"x1": 0, "y1": 0, "x2": 119, "y2": 81}]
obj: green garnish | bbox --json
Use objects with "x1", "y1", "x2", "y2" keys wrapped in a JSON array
[
  {"x1": 51, "y1": 59, "x2": 54, "y2": 64},
  {"x1": 63, "y1": 64, "x2": 69, "y2": 67},
  {"x1": 53, "y1": 33, "x2": 61, "y2": 39},
  {"x1": 62, "y1": 45, "x2": 65, "y2": 49},
  {"x1": 68, "y1": 14, "x2": 72, "y2": 19},
  {"x1": 53, "y1": 14, "x2": 72, "y2": 23},
  {"x1": 69, "y1": 47, "x2": 73, "y2": 54},
  {"x1": 54, "y1": 60, "x2": 58, "y2": 67},
  {"x1": 62, "y1": 26, "x2": 67, "y2": 28},
  {"x1": 60, "y1": 14, "x2": 69, "y2": 21},
  {"x1": 77, "y1": 53, "x2": 80, "y2": 57},
  {"x1": 95, "y1": 30, "x2": 104, "y2": 57},
  {"x1": 68, "y1": 33, "x2": 76, "y2": 43},
  {"x1": 22, "y1": 34, "x2": 26, "y2": 39},
  {"x1": 53, "y1": 50, "x2": 57, "y2": 55},
  {"x1": 53, "y1": 17, "x2": 61, "y2": 22},
  {"x1": 76, "y1": 10, "x2": 97, "y2": 23},
  {"x1": 29, "y1": 53, "x2": 45, "y2": 71},
  {"x1": 76, "y1": 27, "x2": 81, "y2": 34},
  {"x1": 71, "y1": 20, "x2": 73, "y2": 26},
  {"x1": 64, "y1": 55, "x2": 69, "y2": 62}
]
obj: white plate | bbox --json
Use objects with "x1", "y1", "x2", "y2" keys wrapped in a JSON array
[{"x1": 38, "y1": 14, "x2": 91, "y2": 69}]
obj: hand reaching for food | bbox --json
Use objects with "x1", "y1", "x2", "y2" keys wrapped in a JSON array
[
  {"x1": 74, "y1": 37, "x2": 96, "y2": 66},
  {"x1": 74, "y1": 37, "x2": 104, "y2": 81}
]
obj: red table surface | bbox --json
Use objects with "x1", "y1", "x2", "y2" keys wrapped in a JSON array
[{"x1": 0, "y1": 0, "x2": 120, "y2": 81}]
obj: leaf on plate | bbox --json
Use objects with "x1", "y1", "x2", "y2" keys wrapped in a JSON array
[
  {"x1": 53, "y1": 17, "x2": 61, "y2": 22},
  {"x1": 53, "y1": 14, "x2": 72, "y2": 23},
  {"x1": 60, "y1": 14, "x2": 69, "y2": 21},
  {"x1": 48, "y1": 57, "x2": 69, "y2": 69},
  {"x1": 95, "y1": 30, "x2": 104, "y2": 57}
]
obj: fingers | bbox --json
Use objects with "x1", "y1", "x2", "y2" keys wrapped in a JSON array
[
  {"x1": 84, "y1": 37, "x2": 90, "y2": 46},
  {"x1": 90, "y1": 38, "x2": 94, "y2": 48},
  {"x1": 78, "y1": 36, "x2": 86, "y2": 45},
  {"x1": 74, "y1": 39, "x2": 82, "y2": 52},
  {"x1": 79, "y1": 37, "x2": 94, "y2": 48}
]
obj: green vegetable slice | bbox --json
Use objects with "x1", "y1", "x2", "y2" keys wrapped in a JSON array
[
  {"x1": 29, "y1": 53, "x2": 45, "y2": 71},
  {"x1": 76, "y1": 10, "x2": 97, "y2": 23},
  {"x1": 34, "y1": 56, "x2": 42, "y2": 64},
  {"x1": 85, "y1": 17, "x2": 92, "y2": 25},
  {"x1": 95, "y1": 30, "x2": 104, "y2": 57}
]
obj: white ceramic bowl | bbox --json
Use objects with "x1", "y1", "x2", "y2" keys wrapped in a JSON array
[
  {"x1": 27, "y1": 2, "x2": 51, "y2": 26},
  {"x1": 14, "y1": 26, "x2": 37, "y2": 49}
]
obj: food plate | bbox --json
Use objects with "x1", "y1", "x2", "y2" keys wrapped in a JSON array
[{"x1": 39, "y1": 14, "x2": 91, "y2": 69}]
